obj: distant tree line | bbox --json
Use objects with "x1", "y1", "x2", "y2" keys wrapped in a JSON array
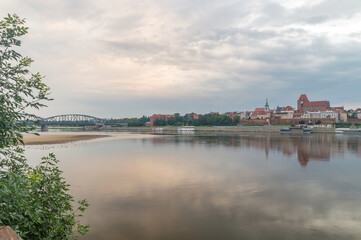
[
  {"x1": 106, "y1": 116, "x2": 150, "y2": 127},
  {"x1": 106, "y1": 113, "x2": 239, "y2": 127},
  {"x1": 334, "y1": 122, "x2": 360, "y2": 128},
  {"x1": 126, "y1": 116, "x2": 150, "y2": 126},
  {"x1": 153, "y1": 113, "x2": 239, "y2": 126}
]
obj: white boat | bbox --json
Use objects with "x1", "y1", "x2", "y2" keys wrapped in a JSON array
[
  {"x1": 177, "y1": 126, "x2": 195, "y2": 132},
  {"x1": 336, "y1": 128, "x2": 361, "y2": 134}
]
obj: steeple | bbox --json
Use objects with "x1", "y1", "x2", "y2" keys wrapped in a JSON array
[{"x1": 265, "y1": 99, "x2": 270, "y2": 111}]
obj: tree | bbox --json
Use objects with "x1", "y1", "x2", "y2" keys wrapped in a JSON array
[
  {"x1": 154, "y1": 118, "x2": 166, "y2": 126},
  {"x1": 234, "y1": 116, "x2": 240, "y2": 125},
  {"x1": 166, "y1": 117, "x2": 176, "y2": 125},
  {"x1": 0, "y1": 14, "x2": 88, "y2": 239}
]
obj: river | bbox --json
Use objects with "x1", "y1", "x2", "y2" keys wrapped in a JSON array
[{"x1": 24, "y1": 131, "x2": 361, "y2": 240}]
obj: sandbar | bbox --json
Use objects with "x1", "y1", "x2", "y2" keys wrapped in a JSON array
[{"x1": 22, "y1": 134, "x2": 108, "y2": 145}]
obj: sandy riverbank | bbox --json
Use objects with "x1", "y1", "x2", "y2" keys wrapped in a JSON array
[{"x1": 22, "y1": 134, "x2": 108, "y2": 145}]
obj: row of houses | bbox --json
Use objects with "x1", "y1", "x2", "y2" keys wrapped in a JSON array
[
  {"x1": 147, "y1": 94, "x2": 361, "y2": 126},
  {"x1": 239, "y1": 94, "x2": 352, "y2": 124}
]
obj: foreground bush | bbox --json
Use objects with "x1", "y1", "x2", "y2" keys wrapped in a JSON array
[
  {"x1": 0, "y1": 14, "x2": 89, "y2": 239},
  {"x1": 0, "y1": 148, "x2": 89, "y2": 239}
]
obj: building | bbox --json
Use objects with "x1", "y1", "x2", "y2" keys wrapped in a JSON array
[
  {"x1": 301, "y1": 110, "x2": 339, "y2": 122},
  {"x1": 355, "y1": 109, "x2": 361, "y2": 119},
  {"x1": 251, "y1": 99, "x2": 272, "y2": 119},
  {"x1": 149, "y1": 114, "x2": 175, "y2": 126},
  {"x1": 331, "y1": 106, "x2": 345, "y2": 112},
  {"x1": 274, "y1": 106, "x2": 295, "y2": 119},
  {"x1": 357, "y1": 112, "x2": 361, "y2": 120},
  {"x1": 186, "y1": 113, "x2": 201, "y2": 119},
  {"x1": 225, "y1": 112, "x2": 239, "y2": 123},
  {"x1": 297, "y1": 94, "x2": 330, "y2": 113},
  {"x1": 341, "y1": 112, "x2": 348, "y2": 122},
  {"x1": 239, "y1": 111, "x2": 251, "y2": 119}
]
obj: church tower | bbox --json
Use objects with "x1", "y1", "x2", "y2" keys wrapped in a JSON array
[{"x1": 265, "y1": 99, "x2": 270, "y2": 112}]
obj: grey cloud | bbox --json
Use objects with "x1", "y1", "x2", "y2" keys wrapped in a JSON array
[
  {"x1": 252, "y1": 0, "x2": 361, "y2": 26},
  {"x1": 296, "y1": 0, "x2": 361, "y2": 22},
  {"x1": 103, "y1": 40, "x2": 164, "y2": 57},
  {"x1": 1, "y1": 0, "x2": 360, "y2": 116}
]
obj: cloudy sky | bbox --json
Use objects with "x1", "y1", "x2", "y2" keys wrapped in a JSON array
[{"x1": 1, "y1": 0, "x2": 361, "y2": 118}]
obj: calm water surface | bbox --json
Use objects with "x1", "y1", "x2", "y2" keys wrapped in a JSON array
[{"x1": 25, "y1": 132, "x2": 361, "y2": 240}]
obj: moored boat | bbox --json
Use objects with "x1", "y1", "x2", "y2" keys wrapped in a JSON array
[
  {"x1": 336, "y1": 128, "x2": 361, "y2": 134},
  {"x1": 178, "y1": 126, "x2": 195, "y2": 132},
  {"x1": 280, "y1": 126, "x2": 313, "y2": 134}
]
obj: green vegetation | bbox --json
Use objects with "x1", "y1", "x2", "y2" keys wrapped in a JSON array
[
  {"x1": 125, "y1": 116, "x2": 150, "y2": 127},
  {"x1": 270, "y1": 124, "x2": 292, "y2": 127},
  {"x1": 334, "y1": 122, "x2": 360, "y2": 128},
  {"x1": 238, "y1": 123, "x2": 264, "y2": 127},
  {"x1": 105, "y1": 116, "x2": 150, "y2": 127},
  {"x1": 105, "y1": 113, "x2": 237, "y2": 127},
  {"x1": 0, "y1": 14, "x2": 88, "y2": 239},
  {"x1": 154, "y1": 113, "x2": 237, "y2": 126}
]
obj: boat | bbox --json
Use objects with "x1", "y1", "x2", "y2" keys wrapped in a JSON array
[
  {"x1": 281, "y1": 127, "x2": 291, "y2": 133},
  {"x1": 336, "y1": 128, "x2": 361, "y2": 134},
  {"x1": 280, "y1": 126, "x2": 313, "y2": 134},
  {"x1": 303, "y1": 127, "x2": 313, "y2": 134},
  {"x1": 177, "y1": 126, "x2": 195, "y2": 132}
]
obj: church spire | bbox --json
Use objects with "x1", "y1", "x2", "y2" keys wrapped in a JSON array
[{"x1": 265, "y1": 98, "x2": 270, "y2": 112}]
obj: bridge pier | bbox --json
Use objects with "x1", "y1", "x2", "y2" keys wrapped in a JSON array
[{"x1": 41, "y1": 125, "x2": 48, "y2": 132}]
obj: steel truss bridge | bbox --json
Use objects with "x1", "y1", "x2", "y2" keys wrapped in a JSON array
[{"x1": 26, "y1": 114, "x2": 106, "y2": 125}]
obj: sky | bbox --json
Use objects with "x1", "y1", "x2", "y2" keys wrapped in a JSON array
[{"x1": 1, "y1": 0, "x2": 361, "y2": 118}]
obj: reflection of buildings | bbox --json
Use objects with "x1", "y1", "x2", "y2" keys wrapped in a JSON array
[
  {"x1": 148, "y1": 133, "x2": 361, "y2": 167},
  {"x1": 296, "y1": 137, "x2": 330, "y2": 166}
]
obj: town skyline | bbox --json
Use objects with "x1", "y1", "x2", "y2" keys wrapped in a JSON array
[
  {"x1": 31, "y1": 93, "x2": 361, "y2": 119},
  {"x1": 144, "y1": 93, "x2": 360, "y2": 126},
  {"x1": 31, "y1": 93, "x2": 361, "y2": 129}
]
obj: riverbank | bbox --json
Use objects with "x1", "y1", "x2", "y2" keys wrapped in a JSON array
[
  {"x1": 100, "y1": 126, "x2": 336, "y2": 133},
  {"x1": 22, "y1": 134, "x2": 108, "y2": 145}
]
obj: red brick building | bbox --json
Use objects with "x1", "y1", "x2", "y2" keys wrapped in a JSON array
[
  {"x1": 282, "y1": 106, "x2": 295, "y2": 111},
  {"x1": 149, "y1": 114, "x2": 175, "y2": 126},
  {"x1": 297, "y1": 94, "x2": 330, "y2": 113},
  {"x1": 186, "y1": 113, "x2": 201, "y2": 119}
]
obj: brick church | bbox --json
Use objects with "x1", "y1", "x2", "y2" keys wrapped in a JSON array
[{"x1": 297, "y1": 94, "x2": 330, "y2": 113}]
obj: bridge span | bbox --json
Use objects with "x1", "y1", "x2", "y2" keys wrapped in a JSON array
[{"x1": 27, "y1": 114, "x2": 106, "y2": 125}]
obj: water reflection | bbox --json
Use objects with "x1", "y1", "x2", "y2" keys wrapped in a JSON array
[
  {"x1": 24, "y1": 133, "x2": 361, "y2": 240},
  {"x1": 150, "y1": 133, "x2": 361, "y2": 166}
]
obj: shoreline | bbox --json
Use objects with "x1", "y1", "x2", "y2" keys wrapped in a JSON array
[
  {"x1": 99, "y1": 126, "x2": 336, "y2": 133},
  {"x1": 22, "y1": 134, "x2": 109, "y2": 145}
]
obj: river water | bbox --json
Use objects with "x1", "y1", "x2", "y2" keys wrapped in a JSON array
[{"x1": 25, "y1": 132, "x2": 361, "y2": 240}]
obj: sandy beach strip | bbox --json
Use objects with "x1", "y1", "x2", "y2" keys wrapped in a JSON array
[{"x1": 22, "y1": 134, "x2": 108, "y2": 145}]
